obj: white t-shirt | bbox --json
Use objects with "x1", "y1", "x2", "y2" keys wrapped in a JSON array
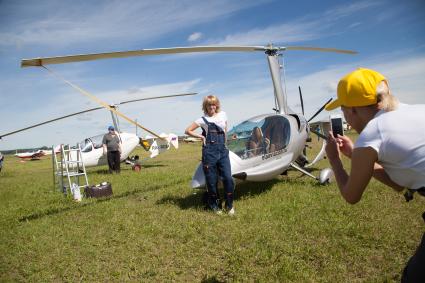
[
  {"x1": 195, "y1": 111, "x2": 228, "y2": 136},
  {"x1": 355, "y1": 104, "x2": 425, "y2": 190}
]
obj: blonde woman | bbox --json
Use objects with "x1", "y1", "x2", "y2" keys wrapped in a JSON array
[
  {"x1": 185, "y1": 95, "x2": 235, "y2": 215},
  {"x1": 325, "y1": 68, "x2": 425, "y2": 282}
]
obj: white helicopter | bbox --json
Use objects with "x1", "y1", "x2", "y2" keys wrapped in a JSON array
[
  {"x1": 0, "y1": 93, "x2": 195, "y2": 167},
  {"x1": 19, "y1": 44, "x2": 355, "y2": 182}
]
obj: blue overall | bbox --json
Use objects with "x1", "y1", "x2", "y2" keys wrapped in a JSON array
[{"x1": 201, "y1": 117, "x2": 234, "y2": 210}]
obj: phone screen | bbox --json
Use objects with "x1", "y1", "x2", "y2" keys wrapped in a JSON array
[{"x1": 331, "y1": 117, "x2": 344, "y2": 137}]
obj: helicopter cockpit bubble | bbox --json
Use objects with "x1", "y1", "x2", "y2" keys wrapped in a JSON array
[
  {"x1": 90, "y1": 134, "x2": 105, "y2": 149},
  {"x1": 80, "y1": 138, "x2": 93, "y2": 153},
  {"x1": 262, "y1": 116, "x2": 291, "y2": 152},
  {"x1": 227, "y1": 115, "x2": 291, "y2": 159}
]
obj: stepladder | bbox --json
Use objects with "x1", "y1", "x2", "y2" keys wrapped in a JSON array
[{"x1": 52, "y1": 144, "x2": 89, "y2": 200}]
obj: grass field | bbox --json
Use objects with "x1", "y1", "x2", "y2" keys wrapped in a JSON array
[{"x1": 0, "y1": 135, "x2": 424, "y2": 282}]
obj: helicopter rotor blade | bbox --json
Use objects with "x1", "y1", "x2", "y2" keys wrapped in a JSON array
[
  {"x1": 118, "y1": 92, "x2": 197, "y2": 106},
  {"x1": 0, "y1": 92, "x2": 197, "y2": 139},
  {"x1": 21, "y1": 46, "x2": 266, "y2": 67},
  {"x1": 298, "y1": 86, "x2": 305, "y2": 116},
  {"x1": 0, "y1": 106, "x2": 102, "y2": 139},
  {"x1": 307, "y1": 98, "x2": 333, "y2": 123},
  {"x1": 21, "y1": 45, "x2": 357, "y2": 67},
  {"x1": 282, "y1": 46, "x2": 357, "y2": 54}
]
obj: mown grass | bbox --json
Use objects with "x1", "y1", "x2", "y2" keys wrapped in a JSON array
[{"x1": 0, "y1": 134, "x2": 423, "y2": 282}]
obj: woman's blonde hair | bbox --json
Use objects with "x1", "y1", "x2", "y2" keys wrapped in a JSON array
[
  {"x1": 376, "y1": 80, "x2": 399, "y2": 111},
  {"x1": 202, "y1": 95, "x2": 221, "y2": 114}
]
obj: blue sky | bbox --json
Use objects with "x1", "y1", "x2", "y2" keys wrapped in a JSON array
[{"x1": 0, "y1": 0, "x2": 424, "y2": 150}]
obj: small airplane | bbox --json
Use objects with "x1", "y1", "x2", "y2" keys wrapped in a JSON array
[
  {"x1": 15, "y1": 149, "x2": 46, "y2": 160},
  {"x1": 183, "y1": 136, "x2": 202, "y2": 143},
  {"x1": 19, "y1": 44, "x2": 356, "y2": 185},
  {"x1": 14, "y1": 145, "x2": 61, "y2": 161},
  {"x1": 1, "y1": 93, "x2": 195, "y2": 167}
]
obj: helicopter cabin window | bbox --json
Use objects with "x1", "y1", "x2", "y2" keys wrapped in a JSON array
[
  {"x1": 80, "y1": 135, "x2": 104, "y2": 153},
  {"x1": 227, "y1": 116, "x2": 291, "y2": 159},
  {"x1": 90, "y1": 134, "x2": 105, "y2": 149},
  {"x1": 80, "y1": 139, "x2": 93, "y2": 153}
]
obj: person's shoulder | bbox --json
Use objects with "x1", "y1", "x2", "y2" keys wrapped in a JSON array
[
  {"x1": 217, "y1": 111, "x2": 227, "y2": 119},
  {"x1": 195, "y1": 116, "x2": 204, "y2": 124}
]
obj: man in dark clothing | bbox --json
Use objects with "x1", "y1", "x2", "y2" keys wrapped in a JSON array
[{"x1": 102, "y1": 126, "x2": 121, "y2": 174}]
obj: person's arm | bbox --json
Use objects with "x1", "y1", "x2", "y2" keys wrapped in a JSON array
[
  {"x1": 326, "y1": 132, "x2": 376, "y2": 204},
  {"x1": 102, "y1": 135, "x2": 107, "y2": 155},
  {"x1": 185, "y1": 122, "x2": 206, "y2": 145},
  {"x1": 334, "y1": 134, "x2": 404, "y2": 191},
  {"x1": 333, "y1": 147, "x2": 376, "y2": 204}
]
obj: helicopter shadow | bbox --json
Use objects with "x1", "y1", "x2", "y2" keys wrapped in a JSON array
[{"x1": 156, "y1": 179, "x2": 279, "y2": 210}]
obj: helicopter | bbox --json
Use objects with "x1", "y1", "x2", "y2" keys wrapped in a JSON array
[
  {"x1": 19, "y1": 44, "x2": 356, "y2": 183},
  {"x1": 0, "y1": 93, "x2": 196, "y2": 168}
]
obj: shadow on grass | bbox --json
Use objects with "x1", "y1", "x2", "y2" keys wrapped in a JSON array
[
  {"x1": 18, "y1": 184, "x2": 168, "y2": 222},
  {"x1": 89, "y1": 163, "x2": 167, "y2": 175},
  {"x1": 201, "y1": 276, "x2": 225, "y2": 283},
  {"x1": 156, "y1": 179, "x2": 279, "y2": 210}
]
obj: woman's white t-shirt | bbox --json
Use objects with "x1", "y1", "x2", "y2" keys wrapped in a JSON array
[
  {"x1": 195, "y1": 111, "x2": 228, "y2": 136},
  {"x1": 355, "y1": 104, "x2": 425, "y2": 190}
]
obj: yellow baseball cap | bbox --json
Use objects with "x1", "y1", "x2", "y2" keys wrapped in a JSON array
[{"x1": 325, "y1": 68, "x2": 387, "y2": 110}]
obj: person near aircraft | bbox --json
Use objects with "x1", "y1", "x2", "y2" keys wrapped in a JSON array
[
  {"x1": 324, "y1": 68, "x2": 425, "y2": 282},
  {"x1": 247, "y1": 127, "x2": 270, "y2": 157},
  {"x1": 185, "y1": 95, "x2": 235, "y2": 215},
  {"x1": 0, "y1": 152, "x2": 4, "y2": 172},
  {"x1": 102, "y1": 126, "x2": 122, "y2": 174}
]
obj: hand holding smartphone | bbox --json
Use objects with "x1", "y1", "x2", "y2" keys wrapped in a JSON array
[{"x1": 330, "y1": 116, "x2": 344, "y2": 138}]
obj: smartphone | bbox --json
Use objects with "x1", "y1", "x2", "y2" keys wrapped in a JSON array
[{"x1": 330, "y1": 116, "x2": 344, "y2": 138}]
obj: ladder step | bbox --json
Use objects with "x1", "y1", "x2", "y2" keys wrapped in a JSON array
[
  {"x1": 56, "y1": 172, "x2": 87, "y2": 177},
  {"x1": 53, "y1": 144, "x2": 89, "y2": 195}
]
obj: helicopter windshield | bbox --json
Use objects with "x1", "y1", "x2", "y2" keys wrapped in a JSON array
[
  {"x1": 80, "y1": 138, "x2": 93, "y2": 153},
  {"x1": 227, "y1": 116, "x2": 291, "y2": 159},
  {"x1": 79, "y1": 134, "x2": 105, "y2": 153}
]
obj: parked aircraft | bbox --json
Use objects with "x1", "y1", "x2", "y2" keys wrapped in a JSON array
[{"x1": 1, "y1": 93, "x2": 195, "y2": 167}]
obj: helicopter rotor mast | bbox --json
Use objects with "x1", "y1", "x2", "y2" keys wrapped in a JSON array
[{"x1": 265, "y1": 46, "x2": 287, "y2": 114}]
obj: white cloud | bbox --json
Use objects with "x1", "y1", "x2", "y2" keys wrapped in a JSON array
[
  {"x1": 203, "y1": 0, "x2": 378, "y2": 46},
  {"x1": 288, "y1": 53, "x2": 425, "y2": 121},
  {"x1": 0, "y1": 0, "x2": 270, "y2": 49},
  {"x1": 188, "y1": 32, "x2": 203, "y2": 42}
]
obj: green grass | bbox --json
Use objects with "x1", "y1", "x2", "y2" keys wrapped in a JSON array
[{"x1": 0, "y1": 135, "x2": 423, "y2": 282}]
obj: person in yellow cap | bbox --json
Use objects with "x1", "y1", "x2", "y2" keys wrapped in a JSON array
[{"x1": 325, "y1": 68, "x2": 425, "y2": 282}]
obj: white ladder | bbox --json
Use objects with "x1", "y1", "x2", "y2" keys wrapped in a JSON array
[{"x1": 52, "y1": 144, "x2": 89, "y2": 196}]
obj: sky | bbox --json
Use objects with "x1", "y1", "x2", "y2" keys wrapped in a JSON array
[{"x1": 0, "y1": 0, "x2": 424, "y2": 150}]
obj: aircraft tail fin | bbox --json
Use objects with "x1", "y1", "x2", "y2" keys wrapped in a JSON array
[
  {"x1": 147, "y1": 133, "x2": 179, "y2": 158},
  {"x1": 167, "y1": 133, "x2": 179, "y2": 149}
]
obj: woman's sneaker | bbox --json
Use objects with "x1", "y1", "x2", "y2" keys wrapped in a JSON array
[
  {"x1": 212, "y1": 206, "x2": 222, "y2": 215},
  {"x1": 227, "y1": 207, "x2": 235, "y2": 216}
]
